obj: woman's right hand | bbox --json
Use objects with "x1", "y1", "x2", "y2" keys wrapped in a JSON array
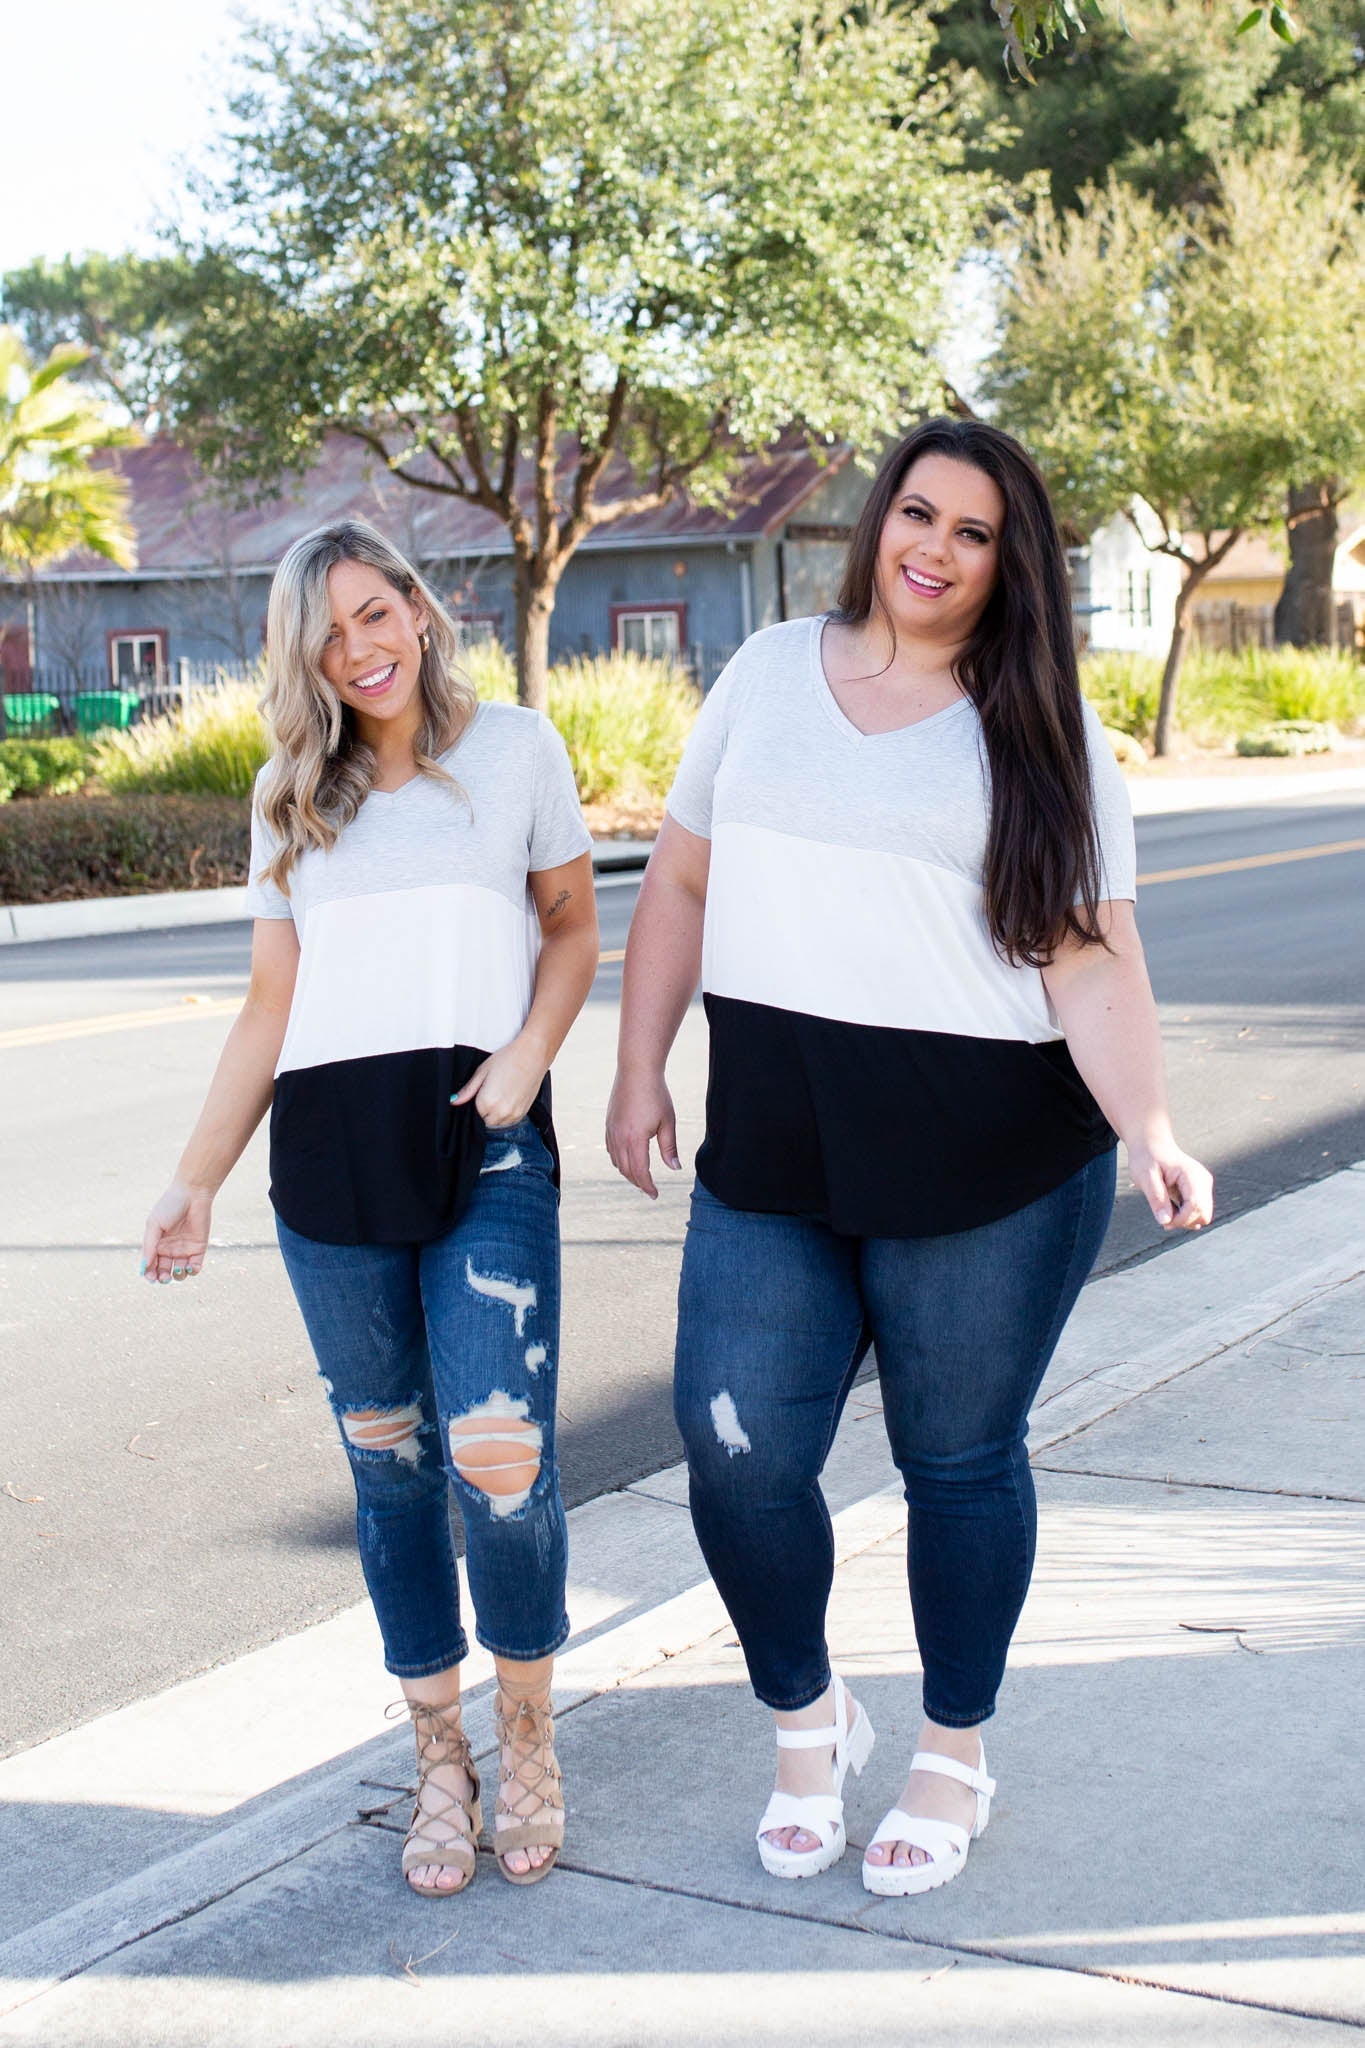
[
  {"x1": 606, "y1": 1070, "x2": 681, "y2": 1200},
  {"x1": 141, "y1": 1180, "x2": 214, "y2": 1285}
]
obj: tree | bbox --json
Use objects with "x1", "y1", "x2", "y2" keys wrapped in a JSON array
[
  {"x1": 0, "y1": 328, "x2": 135, "y2": 578},
  {"x1": 0, "y1": 254, "x2": 206, "y2": 433},
  {"x1": 162, "y1": 0, "x2": 988, "y2": 708},
  {"x1": 985, "y1": 148, "x2": 1365, "y2": 751},
  {"x1": 995, "y1": 0, "x2": 1300, "y2": 85},
  {"x1": 939, "y1": 0, "x2": 1365, "y2": 642}
]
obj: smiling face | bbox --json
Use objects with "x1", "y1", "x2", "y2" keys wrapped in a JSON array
[
  {"x1": 317, "y1": 557, "x2": 430, "y2": 736},
  {"x1": 873, "y1": 452, "x2": 1004, "y2": 647}
]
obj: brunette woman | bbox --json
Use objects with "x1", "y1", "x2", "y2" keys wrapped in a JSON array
[
  {"x1": 607, "y1": 420, "x2": 1212, "y2": 1895},
  {"x1": 142, "y1": 520, "x2": 597, "y2": 1896}
]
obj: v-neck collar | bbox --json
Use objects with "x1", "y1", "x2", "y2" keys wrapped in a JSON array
[{"x1": 809, "y1": 614, "x2": 973, "y2": 745}]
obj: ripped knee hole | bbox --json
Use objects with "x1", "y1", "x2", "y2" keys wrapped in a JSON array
[
  {"x1": 448, "y1": 1393, "x2": 543, "y2": 1514},
  {"x1": 340, "y1": 1402, "x2": 425, "y2": 1464}
]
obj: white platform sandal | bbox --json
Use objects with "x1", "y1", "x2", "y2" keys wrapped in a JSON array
[
  {"x1": 861, "y1": 1744, "x2": 996, "y2": 1897},
  {"x1": 756, "y1": 1674, "x2": 876, "y2": 1880}
]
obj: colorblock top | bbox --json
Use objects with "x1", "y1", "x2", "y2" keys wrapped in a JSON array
[
  {"x1": 246, "y1": 702, "x2": 591, "y2": 1244},
  {"x1": 664, "y1": 614, "x2": 1137, "y2": 1237}
]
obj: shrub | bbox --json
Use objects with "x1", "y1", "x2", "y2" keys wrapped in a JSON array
[
  {"x1": 1235, "y1": 720, "x2": 1339, "y2": 757},
  {"x1": 0, "y1": 794, "x2": 251, "y2": 904},
  {"x1": 0, "y1": 737, "x2": 94, "y2": 800},
  {"x1": 1081, "y1": 645, "x2": 1365, "y2": 748},
  {"x1": 94, "y1": 682, "x2": 270, "y2": 798},
  {"x1": 459, "y1": 641, "x2": 700, "y2": 805},
  {"x1": 546, "y1": 652, "x2": 700, "y2": 806},
  {"x1": 1080, "y1": 652, "x2": 1162, "y2": 745}
]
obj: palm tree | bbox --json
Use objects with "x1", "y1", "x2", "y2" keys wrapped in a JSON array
[
  {"x1": 0, "y1": 326, "x2": 137, "y2": 574},
  {"x1": 0, "y1": 326, "x2": 138, "y2": 727}
]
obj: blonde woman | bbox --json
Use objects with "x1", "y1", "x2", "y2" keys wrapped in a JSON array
[{"x1": 141, "y1": 519, "x2": 598, "y2": 1896}]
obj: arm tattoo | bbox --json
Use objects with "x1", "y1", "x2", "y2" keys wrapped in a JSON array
[{"x1": 546, "y1": 889, "x2": 572, "y2": 919}]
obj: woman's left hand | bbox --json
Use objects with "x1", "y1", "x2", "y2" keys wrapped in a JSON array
[
  {"x1": 451, "y1": 1036, "x2": 548, "y2": 1129},
  {"x1": 1125, "y1": 1137, "x2": 1214, "y2": 1232}
]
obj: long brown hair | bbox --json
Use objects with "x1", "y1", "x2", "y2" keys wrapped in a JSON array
[{"x1": 834, "y1": 418, "x2": 1103, "y2": 967}]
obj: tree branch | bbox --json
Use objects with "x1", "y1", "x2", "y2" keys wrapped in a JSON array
[{"x1": 339, "y1": 421, "x2": 470, "y2": 499}]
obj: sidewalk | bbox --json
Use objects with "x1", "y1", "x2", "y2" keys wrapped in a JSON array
[{"x1": 1, "y1": 1166, "x2": 1362, "y2": 2045}]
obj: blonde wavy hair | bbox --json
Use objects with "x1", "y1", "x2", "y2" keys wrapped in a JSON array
[{"x1": 258, "y1": 518, "x2": 477, "y2": 891}]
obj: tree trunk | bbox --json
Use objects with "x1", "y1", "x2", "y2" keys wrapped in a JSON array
[
  {"x1": 1153, "y1": 616, "x2": 1185, "y2": 758},
  {"x1": 1274, "y1": 481, "x2": 1339, "y2": 648},
  {"x1": 513, "y1": 556, "x2": 555, "y2": 713}
]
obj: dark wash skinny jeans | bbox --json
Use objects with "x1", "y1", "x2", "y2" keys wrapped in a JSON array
[{"x1": 673, "y1": 1151, "x2": 1116, "y2": 1725}]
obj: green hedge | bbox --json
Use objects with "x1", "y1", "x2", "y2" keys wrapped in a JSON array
[
  {"x1": 0, "y1": 738, "x2": 94, "y2": 802},
  {"x1": 0, "y1": 795, "x2": 250, "y2": 904}
]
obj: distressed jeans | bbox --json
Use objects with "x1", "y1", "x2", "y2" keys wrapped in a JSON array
[
  {"x1": 276, "y1": 1117, "x2": 569, "y2": 1677},
  {"x1": 673, "y1": 1152, "x2": 1116, "y2": 1725}
]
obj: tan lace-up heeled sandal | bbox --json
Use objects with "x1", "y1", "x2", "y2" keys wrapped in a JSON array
[
  {"x1": 390, "y1": 1697, "x2": 483, "y2": 1898},
  {"x1": 493, "y1": 1689, "x2": 565, "y2": 1885}
]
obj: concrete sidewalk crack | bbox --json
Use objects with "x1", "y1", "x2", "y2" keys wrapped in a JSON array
[
  {"x1": 550, "y1": 1858, "x2": 1365, "y2": 2031},
  {"x1": 1034, "y1": 1463, "x2": 1365, "y2": 1505}
]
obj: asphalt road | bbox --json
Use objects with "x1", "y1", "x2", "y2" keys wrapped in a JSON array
[{"x1": 2, "y1": 797, "x2": 1362, "y2": 1754}]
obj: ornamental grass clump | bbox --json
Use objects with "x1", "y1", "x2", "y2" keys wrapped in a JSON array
[
  {"x1": 546, "y1": 653, "x2": 700, "y2": 807},
  {"x1": 1082, "y1": 645, "x2": 1365, "y2": 751},
  {"x1": 462, "y1": 643, "x2": 700, "y2": 807},
  {"x1": 93, "y1": 683, "x2": 270, "y2": 798}
]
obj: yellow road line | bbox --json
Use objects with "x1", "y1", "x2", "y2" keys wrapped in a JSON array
[
  {"x1": 2, "y1": 952, "x2": 630, "y2": 1051},
  {"x1": 0, "y1": 997, "x2": 244, "y2": 1051},
  {"x1": 1137, "y1": 836, "x2": 1365, "y2": 887},
  {"x1": 5, "y1": 842, "x2": 1356, "y2": 1050}
]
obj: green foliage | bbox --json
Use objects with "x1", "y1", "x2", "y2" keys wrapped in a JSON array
[
  {"x1": 0, "y1": 253, "x2": 205, "y2": 430},
  {"x1": 93, "y1": 684, "x2": 270, "y2": 798},
  {"x1": 86, "y1": 650, "x2": 698, "y2": 810},
  {"x1": 0, "y1": 795, "x2": 251, "y2": 904},
  {"x1": 0, "y1": 328, "x2": 137, "y2": 573},
  {"x1": 1236, "y1": 719, "x2": 1338, "y2": 755},
  {"x1": 545, "y1": 653, "x2": 700, "y2": 809},
  {"x1": 1082, "y1": 646, "x2": 1365, "y2": 745},
  {"x1": 937, "y1": 0, "x2": 1314, "y2": 212},
  {"x1": 465, "y1": 642, "x2": 699, "y2": 805},
  {"x1": 1080, "y1": 651, "x2": 1162, "y2": 743},
  {"x1": 990, "y1": 151, "x2": 1365, "y2": 545},
  {"x1": 0, "y1": 738, "x2": 93, "y2": 801},
  {"x1": 163, "y1": 0, "x2": 991, "y2": 702}
]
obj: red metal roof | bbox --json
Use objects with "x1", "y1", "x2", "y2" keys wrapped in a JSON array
[{"x1": 50, "y1": 429, "x2": 852, "y2": 578}]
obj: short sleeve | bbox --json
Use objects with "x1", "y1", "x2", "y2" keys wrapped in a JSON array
[
  {"x1": 1082, "y1": 702, "x2": 1137, "y2": 902},
  {"x1": 663, "y1": 655, "x2": 743, "y2": 840},
  {"x1": 244, "y1": 766, "x2": 295, "y2": 920},
  {"x1": 528, "y1": 715, "x2": 593, "y2": 871}
]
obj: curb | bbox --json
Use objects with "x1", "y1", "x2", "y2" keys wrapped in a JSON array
[{"x1": 0, "y1": 839, "x2": 656, "y2": 948}]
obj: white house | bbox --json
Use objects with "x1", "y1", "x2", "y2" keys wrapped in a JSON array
[{"x1": 1069, "y1": 501, "x2": 1181, "y2": 659}]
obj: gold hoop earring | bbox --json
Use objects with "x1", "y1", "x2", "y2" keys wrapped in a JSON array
[{"x1": 420, "y1": 631, "x2": 430, "y2": 652}]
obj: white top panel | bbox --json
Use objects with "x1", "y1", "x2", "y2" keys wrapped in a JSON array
[
  {"x1": 705, "y1": 823, "x2": 1059, "y2": 1042},
  {"x1": 276, "y1": 881, "x2": 537, "y2": 1074}
]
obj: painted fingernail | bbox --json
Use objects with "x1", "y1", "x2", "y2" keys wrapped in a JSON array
[{"x1": 138, "y1": 1259, "x2": 147, "y2": 1275}]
